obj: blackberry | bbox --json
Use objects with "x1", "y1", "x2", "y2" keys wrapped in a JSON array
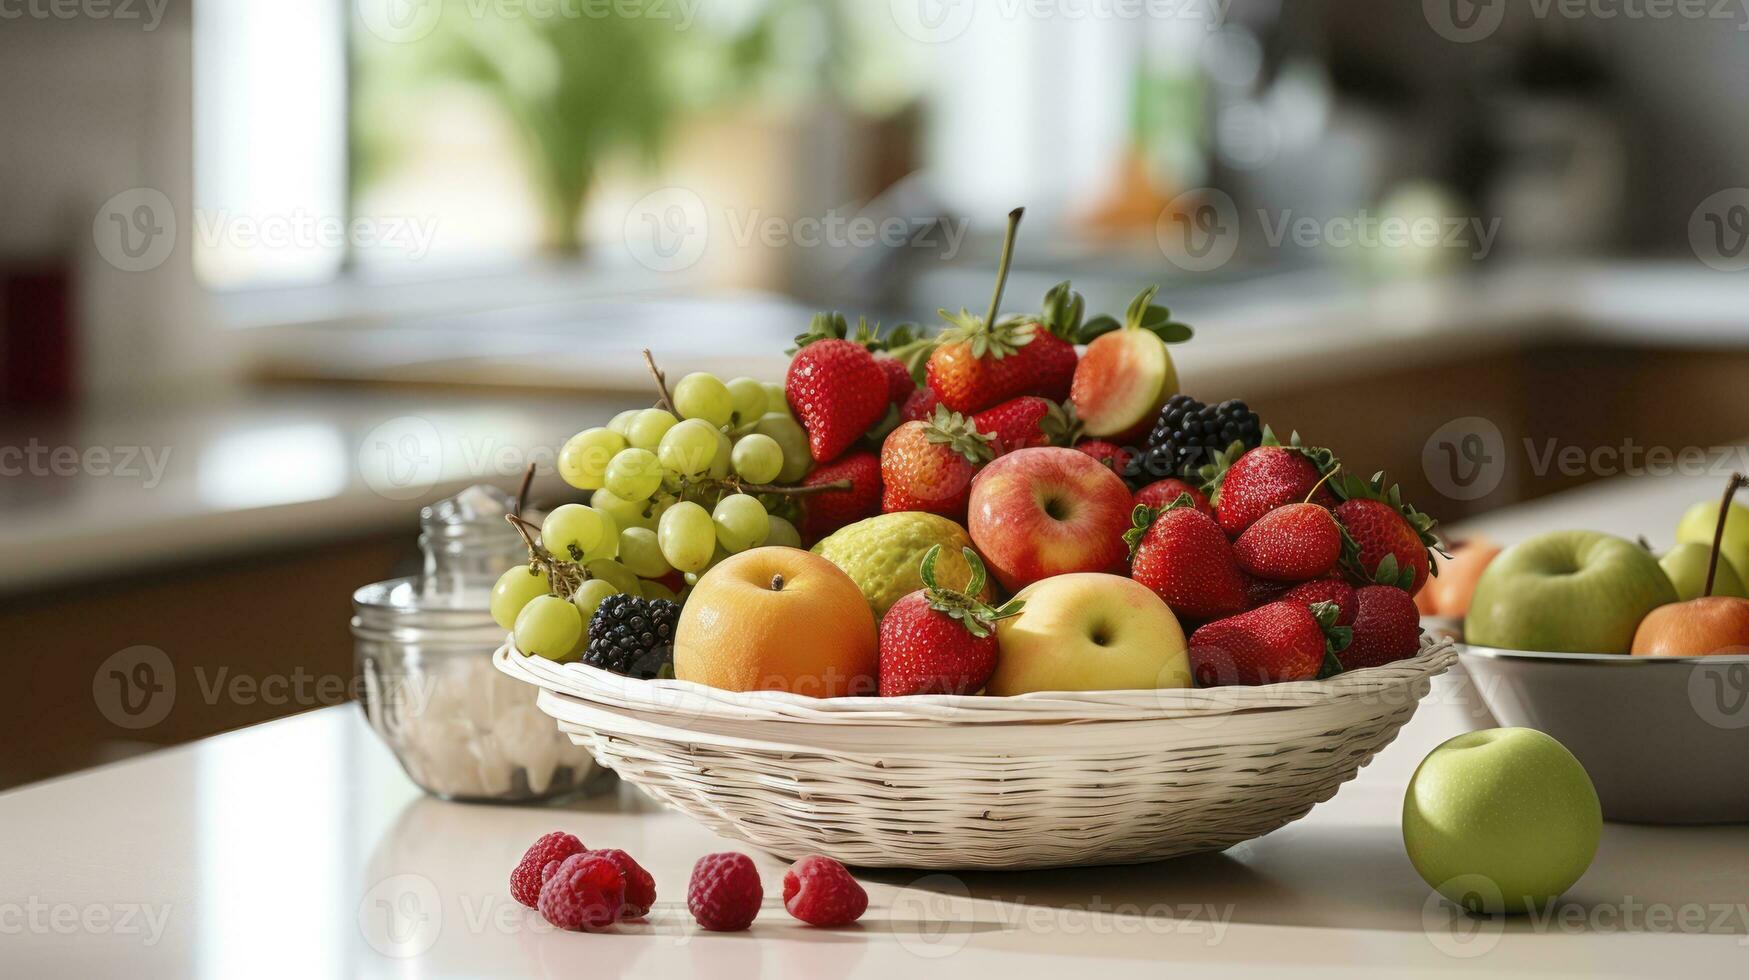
[
  {"x1": 1141, "y1": 395, "x2": 1263, "y2": 482},
  {"x1": 583, "y1": 593, "x2": 679, "y2": 679}
]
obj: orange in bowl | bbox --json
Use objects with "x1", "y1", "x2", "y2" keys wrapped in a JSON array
[{"x1": 674, "y1": 547, "x2": 878, "y2": 696}]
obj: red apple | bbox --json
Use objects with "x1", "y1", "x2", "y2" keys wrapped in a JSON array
[{"x1": 967, "y1": 447, "x2": 1133, "y2": 592}]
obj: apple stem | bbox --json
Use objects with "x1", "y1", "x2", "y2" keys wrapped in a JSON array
[
  {"x1": 770, "y1": 574, "x2": 785, "y2": 592},
  {"x1": 981, "y1": 208, "x2": 1025, "y2": 333},
  {"x1": 1704, "y1": 472, "x2": 1743, "y2": 597}
]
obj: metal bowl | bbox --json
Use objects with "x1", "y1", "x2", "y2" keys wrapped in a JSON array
[{"x1": 1458, "y1": 645, "x2": 1749, "y2": 824}]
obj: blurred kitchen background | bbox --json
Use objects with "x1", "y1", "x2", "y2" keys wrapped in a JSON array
[{"x1": 4, "y1": 0, "x2": 1749, "y2": 788}]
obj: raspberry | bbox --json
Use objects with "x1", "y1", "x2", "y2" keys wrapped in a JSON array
[
  {"x1": 589, "y1": 848, "x2": 657, "y2": 919},
  {"x1": 510, "y1": 831, "x2": 585, "y2": 908},
  {"x1": 687, "y1": 852, "x2": 763, "y2": 932},
  {"x1": 782, "y1": 855, "x2": 867, "y2": 926},
  {"x1": 541, "y1": 860, "x2": 561, "y2": 886},
  {"x1": 538, "y1": 853, "x2": 625, "y2": 932}
]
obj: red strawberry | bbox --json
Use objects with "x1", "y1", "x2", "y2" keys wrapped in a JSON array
[
  {"x1": 1340, "y1": 584, "x2": 1423, "y2": 669},
  {"x1": 787, "y1": 337, "x2": 889, "y2": 462},
  {"x1": 973, "y1": 397, "x2": 1074, "y2": 456},
  {"x1": 799, "y1": 450, "x2": 882, "y2": 540},
  {"x1": 1331, "y1": 472, "x2": 1443, "y2": 594},
  {"x1": 1233, "y1": 502, "x2": 1342, "y2": 581},
  {"x1": 1276, "y1": 576, "x2": 1357, "y2": 625},
  {"x1": 900, "y1": 384, "x2": 939, "y2": 423},
  {"x1": 1246, "y1": 574, "x2": 1290, "y2": 609},
  {"x1": 880, "y1": 405, "x2": 994, "y2": 518},
  {"x1": 1075, "y1": 439, "x2": 1134, "y2": 480},
  {"x1": 1208, "y1": 435, "x2": 1338, "y2": 538},
  {"x1": 1187, "y1": 600, "x2": 1352, "y2": 687},
  {"x1": 1127, "y1": 499, "x2": 1249, "y2": 621},
  {"x1": 874, "y1": 355, "x2": 915, "y2": 406},
  {"x1": 878, "y1": 546, "x2": 1023, "y2": 696},
  {"x1": 1134, "y1": 478, "x2": 1212, "y2": 516}
]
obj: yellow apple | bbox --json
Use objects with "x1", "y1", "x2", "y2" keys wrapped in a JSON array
[{"x1": 988, "y1": 573, "x2": 1191, "y2": 694}]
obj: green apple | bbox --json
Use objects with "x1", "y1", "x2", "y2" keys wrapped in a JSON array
[
  {"x1": 1403, "y1": 727, "x2": 1601, "y2": 915},
  {"x1": 1466, "y1": 530, "x2": 1677, "y2": 653},
  {"x1": 1677, "y1": 499, "x2": 1749, "y2": 586},
  {"x1": 989, "y1": 573, "x2": 1190, "y2": 694},
  {"x1": 1659, "y1": 542, "x2": 1747, "y2": 601}
]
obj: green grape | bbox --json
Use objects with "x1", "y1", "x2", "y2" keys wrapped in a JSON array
[
  {"x1": 657, "y1": 418, "x2": 720, "y2": 478},
  {"x1": 541, "y1": 504, "x2": 609, "y2": 562},
  {"x1": 647, "y1": 493, "x2": 676, "y2": 529},
  {"x1": 730, "y1": 433, "x2": 783, "y2": 484},
  {"x1": 592, "y1": 488, "x2": 651, "y2": 531},
  {"x1": 657, "y1": 501, "x2": 716, "y2": 573},
  {"x1": 571, "y1": 578, "x2": 619, "y2": 631},
  {"x1": 713, "y1": 493, "x2": 770, "y2": 553},
  {"x1": 490, "y1": 564, "x2": 552, "y2": 630},
  {"x1": 725, "y1": 376, "x2": 767, "y2": 426},
  {"x1": 618, "y1": 526, "x2": 673, "y2": 578},
  {"x1": 582, "y1": 507, "x2": 619, "y2": 560},
  {"x1": 707, "y1": 427, "x2": 734, "y2": 479},
  {"x1": 605, "y1": 447, "x2": 663, "y2": 501},
  {"x1": 513, "y1": 595, "x2": 583, "y2": 661},
  {"x1": 607, "y1": 409, "x2": 641, "y2": 436},
  {"x1": 625, "y1": 409, "x2": 678, "y2": 451},
  {"x1": 762, "y1": 382, "x2": 791, "y2": 418},
  {"x1": 673, "y1": 372, "x2": 734, "y2": 428},
  {"x1": 683, "y1": 571, "x2": 701, "y2": 586},
  {"x1": 557, "y1": 427, "x2": 626, "y2": 491},
  {"x1": 764, "y1": 514, "x2": 802, "y2": 550},
  {"x1": 752, "y1": 413, "x2": 811, "y2": 483},
  {"x1": 639, "y1": 579, "x2": 679, "y2": 603},
  {"x1": 585, "y1": 559, "x2": 642, "y2": 597}
]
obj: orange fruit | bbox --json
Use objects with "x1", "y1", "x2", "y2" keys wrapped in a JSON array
[{"x1": 674, "y1": 547, "x2": 878, "y2": 696}]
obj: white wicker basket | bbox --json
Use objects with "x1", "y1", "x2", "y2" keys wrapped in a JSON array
[{"x1": 495, "y1": 637, "x2": 1457, "y2": 870}]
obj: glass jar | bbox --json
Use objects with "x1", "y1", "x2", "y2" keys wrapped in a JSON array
[{"x1": 352, "y1": 485, "x2": 605, "y2": 803}]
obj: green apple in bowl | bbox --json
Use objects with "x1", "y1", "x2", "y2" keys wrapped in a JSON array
[
  {"x1": 1659, "y1": 541, "x2": 1747, "y2": 601},
  {"x1": 1403, "y1": 727, "x2": 1601, "y2": 915},
  {"x1": 1466, "y1": 530, "x2": 1677, "y2": 653},
  {"x1": 1677, "y1": 498, "x2": 1749, "y2": 585},
  {"x1": 988, "y1": 572, "x2": 1191, "y2": 694}
]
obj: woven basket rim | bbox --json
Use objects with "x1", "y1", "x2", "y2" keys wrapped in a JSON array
[{"x1": 494, "y1": 635, "x2": 1458, "y2": 727}]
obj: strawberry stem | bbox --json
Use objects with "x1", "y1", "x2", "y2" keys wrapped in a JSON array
[
  {"x1": 982, "y1": 208, "x2": 1024, "y2": 336},
  {"x1": 1705, "y1": 472, "x2": 1743, "y2": 597},
  {"x1": 1303, "y1": 463, "x2": 1342, "y2": 504}
]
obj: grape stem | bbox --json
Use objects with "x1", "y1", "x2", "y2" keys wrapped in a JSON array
[
  {"x1": 642, "y1": 348, "x2": 676, "y2": 414},
  {"x1": 505, "y1": 512, "x2": 587, "y2": 599},
  {"x1": 514, "y1": 462, "x2": 536, "y2": 519}
]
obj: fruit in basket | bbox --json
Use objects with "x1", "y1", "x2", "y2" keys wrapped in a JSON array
[
  {"x1": 799, "y1": 450, "x2": 882, "y2": 539},
  {"x1": 514, "y1": 595, "x2": 586, "y2": 661},
  {"x1": 1073, "y1": 438, "x2": 1135, "y2": 480},
  {"x1": 1233, "y1": 502, "x2": 1343, "y2": 581},
  {"x1": 605, "y1": 447, "x2": 664, "y2": 501},
  {"x1": 1676, "y1": 495, "x2": 1749, "y2": 577},
  {"x1": 688, "y1": 852, "x2": 763, "y2": 932},
  {"x1": 878, "y1": 546, "x2": 1023, "y2": 696},
  {"x1": 1274, "y1": 576, "x2": 1357, "y2": 625},
  {"x1": 989, "y1": 573, "x2": 1190, "y2": 694},
  {"x1": 1187, "y1": 600, "x2": 1350, "y2": 686},
  {"x1": 541, "y1": 503, "x2": 617, "y2": 563},
  {"x1": 674, "y1": 548, "x2": 877, "y2": 696},
  {"x1": 729, "y1": 432, "x2": 784, "y2": 484},
  {"x1": 812, "y1": 511, "x2": 987, "y2": 618},
  {"x1": 1402, "y1": 728, "x2": 1601, "y2": 915},
  {"x1": 583, "y1": 594, "x2": 680, "y2": 679},
  {"x1": 972, "y1": 396, "x2": 1074, "y2": 456},
  {"x1": 1466, "y1": 530, "x2": 1677, "y2": 654},
  {"x1": 1339, "y1": 585, "x2": 1423, "y2": 669},
  {"x1": 558, "y1": 427, "x2": 626, "y2": 491},
  {"x1": 764, "y1": 514, "x2": 802, "y2": 550},
  {"x1": 571, "y1": 578, "x2": 620, "y2": 626},
  {"x1": 539, "y1": 852, "x2": 626, "y2": 931},
  {"x1": 491, "y1": 564, "x2": 554, "y2": 630},
  {"x1": 1139, "y1": 395, "x2": 1263, "y2": 483},
  {"x1": 673, "y1": 371, "x2": 735, "y2": 428},
  {"x1": 881, "y1": 405, "x2": 995, "y2": 518},
  {"x1": 1332, "y1": 472, "x2": 1443, "y2": 593},
  {"x1": 1208, "y1": 437, "x2": 1338, "y2": 538},
  {"x1": 657, "y1": 501, "x2": 718, "y2": 573},
  {"x1": 724, "y1": 376, "x2": 768, "y2": 427},
  {"x1": 1659, "y1": 542, "x2": 1747, "y2": 601},
  {"x1": 1069, "y1": 286, "x2": 1191, "y2": 440},
  {"x1": 625, "y1": 408, "x2": 678, "y2": 451},
  {"x1": 748, "y1": 412, "x2": 812, "y2": 484},
  {"x1": 510, "y1": 831, "x2": 587, "y2": 908},
  {"x1": 1133, "y1": 477, "x2": 1212, "y2": 515},
  {"x1": 656, "y1": 417, "x2": 721, "y2": 477},
  {"x1": 712, "y1": 493, "x2": 770, "y2": 552},
  {"x1": 787, "y1": 336, "x2": 890, "y2": 462},
  {"x1": 900, "y1": 384, "x2": 938, "y2": 422},
  {"x1": 783, "y1": 855, "x2": 868, "y2": 926},
  {"x1": 967, "y1": 447, "x2": 1132, "y2": 592},
  {"x1": 874, "y1": 355, "x2": 915, "y2": 406},
  {"x1": 1127, "y1": 498, "x2": 1249, "y2": 621}
]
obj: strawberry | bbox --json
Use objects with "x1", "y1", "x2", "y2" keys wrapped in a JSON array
[
  {"x1": 874, "y1": 356, "x2": 915, "y2": 406},
  {"x1": 878, "y1": 546, "x2": 1023, "y2": 696},
  {"x1": 1246, "y1": 574, "x2": 1290, "y2": 609},
  {"x1": 1126, "y1": 497, "x2": 1249, "y2": 621},
  {"x1": 1134, "y1": 478, "x2": 1212, "y2": 516},
  {"x1": 1339, "y1": 584, "x2": 1423, "y2": 669},
  {"x1": 1331, "y1": 471, "x2": 1444, "y2": 594},
  {"x1": 787, "y1": 336, "x2": 889, "y2": 463},
  {"x1": 972, "y1": 397, "x2": 1075, "y2": 456},
  {"x1": 1276, "y1": 576, "x2": 1357, "y2": 625},
  {"x1": 1233, "y1": 502, "x2": 1342, "y2": 581},
  {"x1": 880, "y1": 405, "x2": 994, "y2": 519},
  {"x1": 1187, "y1": 600, "x2": 1352, "y2": 687},
  {"x1": 1205, "y1": 431, "x2": 1339, "y2": 538},
  {"x1": 899, "y1": 384, "x2": 939, "y2": 423},
  {"x1": 1074, "y1": 438, "x2": 1135, "y2": 481},
  {"x1": 799, "y1": 451, "x2": 882, "y2": 541}
]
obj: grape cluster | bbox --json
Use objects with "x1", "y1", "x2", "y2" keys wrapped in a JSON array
[
  {"x1": 493, "y1": 371, "x2": 811, "y2": 662},
  {"x1": 1140, "y1": 395, "x2": 1263, "y2": 483}
]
